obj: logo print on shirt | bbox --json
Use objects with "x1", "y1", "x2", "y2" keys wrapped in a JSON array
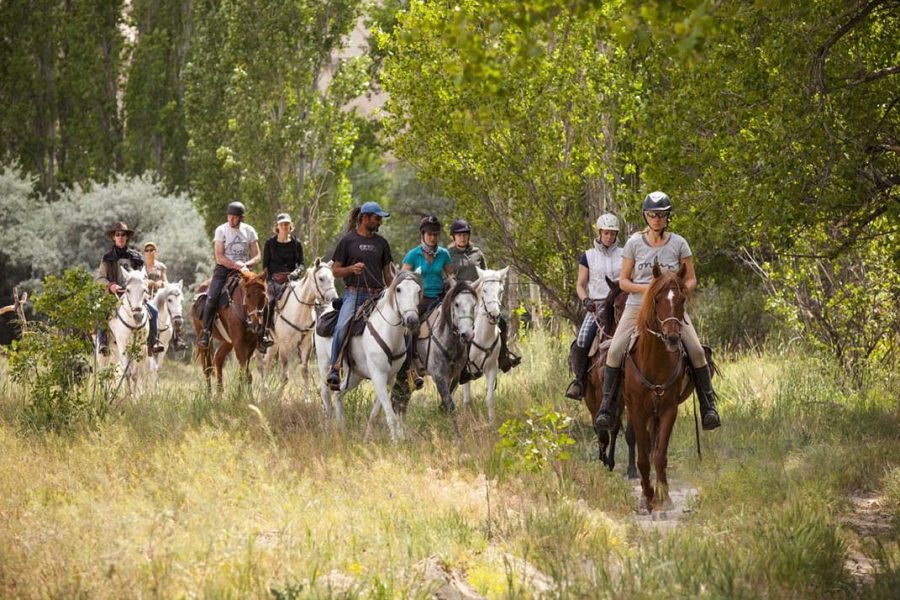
[{"x1": 359, "y1": 244, "x2": 376, "y2": 252}]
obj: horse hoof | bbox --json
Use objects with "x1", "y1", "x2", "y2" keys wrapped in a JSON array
[{"x1": 627, "y1": 467, "x2": 638, "y2": 480}]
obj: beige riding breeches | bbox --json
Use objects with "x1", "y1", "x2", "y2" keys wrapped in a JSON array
[{"x1": 605, "y1": 305, "x2": 707, "y2": 369}]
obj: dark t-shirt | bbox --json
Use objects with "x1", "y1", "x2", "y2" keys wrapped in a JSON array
[
  {"x1": 263, "y1": 235, "x2": 304, "y2": 275},
  {"x1": 331, "y1": 230, "x2": 393, "y2": 289}
]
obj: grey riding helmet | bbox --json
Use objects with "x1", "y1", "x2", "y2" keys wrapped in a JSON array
[
  {"x1": 642, "y1": 191, "x2": 672, "y2": 225},
  {"x1": 450, "y1": 219, "x2": 472, "y2": 234},
  {"x1": 227, "y1": 201, "x2": 246, "y2": 217}
]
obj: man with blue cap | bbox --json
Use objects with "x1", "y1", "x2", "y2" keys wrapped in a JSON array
[{"x1": 325, "y1": 201, "x2": 395, "y2": 389}]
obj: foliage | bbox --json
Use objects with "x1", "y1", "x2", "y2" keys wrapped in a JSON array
[
  {"x1": 7, "y1": 268, "x2": 117, "y2": 431},
  {"x1": 380, "y1": 0, "x2": 639, "y2": 322},
  {"x1": 0, "y1": 168, "x2": 213, "y2": 293},
  {"x1": 496, "y1": 406, "x2": 574, "y2": 477},
  {"x1": 183, "y1": 0, "x2": 368, "y2": 256},
  {"x1": 0, "y1": 0, "x2": 126, "y2": 193}
]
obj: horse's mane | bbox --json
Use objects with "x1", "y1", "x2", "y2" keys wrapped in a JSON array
[
  {"x1": 438, "y1": 281, "x2": 475, "y2": 331},
  {"x1": 635, "y1": 270, "x2": 683, "y2": 333}
]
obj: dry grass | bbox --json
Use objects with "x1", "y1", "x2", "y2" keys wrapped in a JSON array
[{"x1": 0, "y1": 332, "x2": 898, "y2": 598}]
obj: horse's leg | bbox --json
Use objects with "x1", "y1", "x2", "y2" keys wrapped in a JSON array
[
  {"x1": 625, "y1": 420, "x2": 638, "y2": 479},
  {"x1": 462, "y1": 381, "x2": 471, "y2": 408},
  {"x1": 434, "y1": 376, "x2": 461, "y2": 440},
  {"x1": 214, "y1": 341, "x2": 232, "y2": 394},
  {"x1": 365, "y1": 396, "x2": 382, "y2": 442},
  {"x1": 371, "y1": 370, "x2": 403, "y2": 442},
  {"x1": 653, "y1": 405, "x2": 678, "y2": 512},
  {"x1": 631, "y1": 411, "x2": 654, "y2": 513},
  {"x1": 234, "y1": 342, "x2": 253, "y2": 388},
  {"x1": 606, "y1": 421, "x2": 620, "y2": 472},
  {"x1": 484, "y1": 366, "x2": 498, "y2": 424}
]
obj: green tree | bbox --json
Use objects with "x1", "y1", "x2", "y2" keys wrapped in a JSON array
[{"x1": 184, "y1": 0, "x2": 368, "y2": 256}]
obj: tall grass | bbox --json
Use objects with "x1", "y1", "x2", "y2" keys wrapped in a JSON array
[{"x1": 0, "y1": 331, "x2": 897, "y2": 598}]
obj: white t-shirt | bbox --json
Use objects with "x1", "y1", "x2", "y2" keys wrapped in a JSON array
[
  {"x1": 623, "y1": 232, "x2": 692, "y2": 307},
  {"x1": 214, "y1": 222, "x2": 258, "y2": 263}
]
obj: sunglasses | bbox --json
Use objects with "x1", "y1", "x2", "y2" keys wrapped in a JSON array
[
  {"x1": 145, "y1": 248, "x2": 156, "y2": 252},
  {"x1": 645, "y1": 211, "x2": 670, "y2": 219},
  {"x1": 114, "y1": 232, "x2": 129, "y2": 238}
]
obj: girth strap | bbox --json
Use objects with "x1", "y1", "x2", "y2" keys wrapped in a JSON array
[
  {"x1": 366, "y1": 321, "x2": 406, "y2": 362},
  {"x1": 627, "y1": 350, "x2": 684, "y2": 397}
]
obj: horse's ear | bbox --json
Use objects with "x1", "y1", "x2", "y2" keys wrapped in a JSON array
[
  {"x1": 652, "y1": 259, "x2": 662, "y2": 279},
  {"x1": 175, "y1": 279, "x2": 183, "y2": 290},
  {"x1": 678, "y1": 261, "x2": 687, "y2": 280},
  {"x1": 325, "y1": 260, "x2": 333, "y2": 268},
  {"x1": 605, "y1": 275, "x2": 615, "y2": 288},
  {"x1": 315, "y1": 257, "x2": 321, "y2": 267},
  {"x1": 475, "y1": 267, "x2": 486, "y2": 281},
  {"x1": 498, "y1": 266, "x2": 510, "y2": 280},
  {"x1": 140, "y1": 267, "x2": 147, "y2": 278},
  {"x1": 240, "y1": 271, "x2": 254, "y2": 282}
]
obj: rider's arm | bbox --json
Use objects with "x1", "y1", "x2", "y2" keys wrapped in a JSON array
[
  {"x1": 261, "y1": 239, "x2": 271, "y2": 273},
  {"x1": 383, "y1": 263, "x2": 395, "y2": 286},
  {"x1": 401, "y1": 263, "x2": 413, "y2": 271},
  {"x1": 214, "y1": 240, "x2": 240, "y2": 271},
  {"x1": 331, "y1": 260, "x2": 364, "y2": 279},
  {"x1": 619, "y1": 257, "x2": 647, "y2": 295},
  {"x1": 576, "y1": 264, "x2": 589, "y2": 301},
  {"x1": 681, "y1": 256, "x2": 697, "y2": 294},
  {"x1": 245, "y1": 241, "x2": 262, "y2": 269},
  {"x1": 159, "y1": 264, "x2": 168, "y2": 284}
]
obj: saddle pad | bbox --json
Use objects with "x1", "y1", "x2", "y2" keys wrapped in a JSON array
[{"x1": 588, "y1": 337, "x2": 612, "y2": 358}]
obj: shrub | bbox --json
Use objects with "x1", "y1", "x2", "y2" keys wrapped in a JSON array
[{"x1": 7, "y1": 268, "x2": 117, "y2": 431}]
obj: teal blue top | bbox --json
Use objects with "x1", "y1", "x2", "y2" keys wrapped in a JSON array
[{"x1": 402, "y1": 245, "x2": 451, "y2": 298}]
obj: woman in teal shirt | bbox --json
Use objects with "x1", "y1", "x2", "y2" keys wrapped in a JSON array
[{"x1": 397, "y1": 215, "x2": 455, "y2": 389}]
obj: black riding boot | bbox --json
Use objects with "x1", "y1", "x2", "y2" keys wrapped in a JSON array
[
  {"x1": 593, "y1": 366, "x2": 623, "y2": 432},
  {"x1": 406, "y1": 334, "x2": 424, "y2": 390},
  {"x1": 497, "y1": 317, "x2": 521, "y2": 372},
  {"x1": 564, "y1": 344, "x2": 590, "y2": 400},
  {"x1": 148, "y1": 312, "x2": 164, "y2": 355},
  {"x1": 97, "y1": 328, "x2": 110, "y2": 356},
  {"x1": 257, "y1": 305, "x2": 274, "y2": 353},
  {"x1": 693, "y1": 364, "x2": 722, "y2": 430},
  {"x1": 198, "y1": 298, "x2": 216, "y2": 350},
  {"x1": 172, "y1": 321, "x2": 187, "y2": 351}
]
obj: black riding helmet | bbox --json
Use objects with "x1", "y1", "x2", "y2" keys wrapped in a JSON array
[
  {"x1": 642, "y1": 191, "x2": 672, "y2": 226},
  {"x1": 450, "y1": 218, "x2": 472, "y2": 234},
  {"x1": 420, "y1": 215, "x2": 441, "y2": 234},
  {"x1": 227, "y1": 201, "x2": 246, "y2": 217}
]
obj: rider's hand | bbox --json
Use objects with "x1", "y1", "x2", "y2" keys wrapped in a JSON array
[
  {"x1": 351, "y1": 262, "x2": 365, "y2": 275},
  {"x1": 582, "y1": 297, "x2": 596, "y2": 312},
  {"x1": 108, "y1": 283, "x2": 122, "y2": 294}
]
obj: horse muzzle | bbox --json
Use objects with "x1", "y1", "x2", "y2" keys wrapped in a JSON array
[
  {"x1": 459, "y1": 328, "x2": 475, "y2": 343},
  {"x1": 404, "y1": 314, "x2": 420, "y2": 329}
]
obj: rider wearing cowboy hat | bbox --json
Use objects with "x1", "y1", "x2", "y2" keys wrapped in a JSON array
[
  {"x1": 447, "y1": 218, "x2": 521, "y2": 372},
  {"x1": 197, "y1": 202, "x2": 267, "y2": 352},
  {"x1": 593, "y1": 192, "x2": 721, "y2": 432},
  {"x1": 96, "y1": 221, "x2": 164, "y2": 356}
]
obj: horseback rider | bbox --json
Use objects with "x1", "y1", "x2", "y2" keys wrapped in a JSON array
[
  {"x1": 593, "y1": 192, "x2": 721, "y2": 432},
  {"x1": 96, "y1": 221, "x2": 164, "y2": 356},
  {"x1": 393, "y1": 215, "x2": 454, "y2": 391},
  {"x1": 565, "y1": 212, "x2": 623, "y2": 399},
  {"x1": 262, "y1": 212, "x2": 305, "y2": 338},
  {"x1": 325, "y1": 202, "x2": 395, "y2": 390},
  {"x1": 448, "y1": 218, "x2": 521, "y2": 372},
  {"x1": 143, "y1": 241, "x2": 187, "y2": 351},
  {"x1": 197, "y1": 202, "x2": 268, "y2": 352}
]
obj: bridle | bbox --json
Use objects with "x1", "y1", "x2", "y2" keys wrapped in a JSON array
[
  {"x1": 645, "y1": 283, "x2": 685, "y2": 346},
  {"x1": 375, "y1": 277, "x2": 420, "y2": 328},
  {"x1": 116, "y1": 281, "x2": 148, "y2": 330},
  {"x1": 478, "y1": 278, "x2": 502, "y2": 324},
  {"x1": 242, "y1": 281, "x2": 266, "y2": 327}
]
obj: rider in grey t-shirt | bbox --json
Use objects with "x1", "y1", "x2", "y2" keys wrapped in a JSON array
[{"x1": 593, "y1": 191, "x2": 722, "y2": 433}]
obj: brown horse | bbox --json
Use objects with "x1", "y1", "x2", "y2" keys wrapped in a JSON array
[
  {"x1": 581, "y1": 277, "x2": 635, "y2": 475},
  {"x1": 191, "y1": 271, "x2": 268, "y2": 391},
  {"x1": 624, "y1": 261, "x2": 699, "y2": 513}
]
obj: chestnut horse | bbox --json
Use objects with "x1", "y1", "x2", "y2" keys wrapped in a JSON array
[
  {"x1": 191, "y1": 271, "x2": 268, "y2": 391},
  {"x1": 624, "y1": 262, "x2": 698, "y2": 513},
  {"x1": 580, "y1": 277, "x2": 636, "y2": 475}
]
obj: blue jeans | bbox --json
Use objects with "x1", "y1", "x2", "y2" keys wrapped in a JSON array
[
  {"x1": 329, "y1": 288, "x2": 372, "y2": 367},
  {"x1": 145, "y1": 301, "x2": 159, "y2": 347}
]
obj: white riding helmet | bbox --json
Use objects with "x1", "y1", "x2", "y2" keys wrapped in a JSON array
[{"x1": 595, "y1": 213, "x2": 620, "y2": 231}]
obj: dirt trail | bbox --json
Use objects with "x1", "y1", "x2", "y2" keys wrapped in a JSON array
[
  {"x1": 631, "y1": 481, "x2": 699, "y2": 531},
  {"x1": 843, "y1": 493, "x2": 894, "y2": 592}
]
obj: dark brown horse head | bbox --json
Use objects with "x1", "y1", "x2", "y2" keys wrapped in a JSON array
[
  {"x1": 240, "y1": 271, "x2": 268, "y2": 334},
  {"x1": 638, "y1": 260, "x2": 688, "y2": 351},
  {"x1": 601, "y1": 276, "x2": 626, "y2": 336}
]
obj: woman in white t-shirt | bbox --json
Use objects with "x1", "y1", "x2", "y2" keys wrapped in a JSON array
[{"x1": 593, "y1": 192, "x2": 721, "y2": 433}]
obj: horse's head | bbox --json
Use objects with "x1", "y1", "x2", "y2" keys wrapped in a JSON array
[
  {"x1": 441, "y1": 281, "x2": 477, "y2": 343},
  {"x1": 602, "y1": 276, "x2": 626, "y2": 334},
  {"x1": 121, "y1": 266, "x2": 148, "y2": 320},
  {"x1": 475, "y1": 266, "x2": 508, "y2": 324},
  {"x1": 388, "y1": 270, "x2": 422, "y2": 330},
  {"x1": 639, "y1": 261, "x2": 687, "y2": 352},
  {"x1": 310, "y1": 258, "x2": 338, "y2": 304},
  {"x1": 164, "y1": 280, "x2": 185, "y2": 327},
  {"x1": 240, "y1": 271, "x2": 267, "y2": 334}
]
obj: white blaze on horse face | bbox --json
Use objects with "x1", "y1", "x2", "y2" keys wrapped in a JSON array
[{"x1": 667, "y1": 288, "x2": 675, "y2": 314}]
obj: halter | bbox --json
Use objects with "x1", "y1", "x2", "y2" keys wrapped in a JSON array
[
  {"x1": 478, "y1": 278, "x2": 503, "y2": 324},
  {"x1": 447, "y1": 289, "x2": 477, "y2": 337},
  {"x1": 241, "y1": 281, "x2": 266, "y2": 327},
  {"x1": 375, "y1": 279, "x2": 419, "y2": 327},
  {"x1": 275, "y1": 267, "x2": 332, "y2": 333},
  {"x1": 116, "y1": 286, "x2": 148, "y2": 330},
  {"x1": 157, "y1": 287, "x2": 184, "y2": 333},
  {"x1": 645, "y1": 283, "x2": 685, "y2": 345},
  {"x1": 368, "y1": 277, "x2": 421, "y2": 363}
]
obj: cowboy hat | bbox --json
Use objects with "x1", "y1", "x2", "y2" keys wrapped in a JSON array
[{"x1": 106, "y1": 221, "x2": 135, "y2": 241}]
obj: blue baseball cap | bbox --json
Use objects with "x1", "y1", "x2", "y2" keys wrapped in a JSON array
[{"x1": 359, "y1": 201, "x2": 390, "y2": 218}]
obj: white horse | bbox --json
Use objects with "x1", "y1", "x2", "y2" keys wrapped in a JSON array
[
  {"x1": 314, "y1": 271, "x2": 422, "y2": 441},
  {"x1": 148, "y1": 280, "x2": 185, "y2": 378},
  {"x1": 100, "y1": 267, "x2": 151, "y2": 391},
  {"x1": 461, "y1": 267, "x2": 509, "y2": 423},
  {"x1": 262, "y1": 258, "x2": 338, "y2": 387}
]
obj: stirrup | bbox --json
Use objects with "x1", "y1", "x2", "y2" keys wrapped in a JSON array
[
  {"x1": 150, "y1": 343, "x2": 165, "y2": 355},
  {"x1": 99, "y1": 345, "x2": 110, "y2": 357},
  {"x1": 197, "y1": 330, "x2": 211, "y2": 350},
  {"x1": 593, "y1": 410, "x2": 615, "y2": 432},
  {"x1": 564, "y1": 379, "x2": 583, "y2": 400},
  {"x1": 326, "y1": 367, "x2": 342, "y2": 391},
  {"x1": 410, "y1": 368, "x2": 424, "y2": 390},
  {"x1": 702, "y1": 409, "x2": 721, "y2": 430}
]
